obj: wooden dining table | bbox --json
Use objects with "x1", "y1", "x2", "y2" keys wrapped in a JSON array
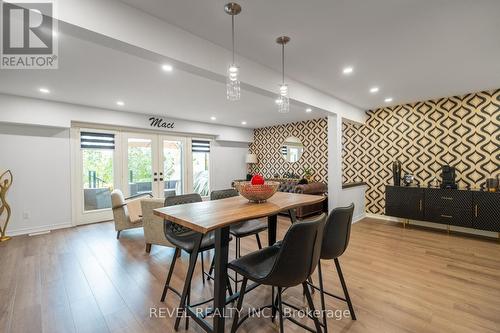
[{"x1": 153, "y1": 191, "x2": 326, "y2": 333}]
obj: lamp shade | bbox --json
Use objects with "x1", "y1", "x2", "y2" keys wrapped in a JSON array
[{"x1": 245, "y1": 154, "x2": 257, "y2": 164}]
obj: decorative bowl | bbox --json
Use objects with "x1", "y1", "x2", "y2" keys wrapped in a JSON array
[{"x1": 235, "y1": 181, "x2": 280, "y2": 203}]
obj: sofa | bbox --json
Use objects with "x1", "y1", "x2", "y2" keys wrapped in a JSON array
[
  {"x1": 276, "y1": 179, "x2": 327, "y2": 218},
  {"x1": 232, "y1": 178, "x2": 327, "y2": 218}
]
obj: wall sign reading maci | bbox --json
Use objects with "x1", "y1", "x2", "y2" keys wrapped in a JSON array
[{"x1": 149, "y1": 117, "x2": 175, "y2": 129}]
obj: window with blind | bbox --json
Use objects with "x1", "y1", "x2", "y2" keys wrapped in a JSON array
[
  {"x1": 192, "y1": 139, "x2": 210, "y2": 196},
  {"x1": 80, "y1": 131, "x2": 115, "y2": 211}
]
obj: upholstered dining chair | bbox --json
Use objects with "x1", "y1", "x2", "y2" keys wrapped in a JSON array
[
  {"x1": 308, "y1": 203, "x2": 357, "y2": 333},
  {"x1": 160, "y1": 193, "x2": 233, "y2": 331},
  {"x1": 111, "y1": 189, "x2": 145, "y2": 239},
  {"x1": 209, "y1": 189, "x2": 268, "y2": 290},
  {"x1": 229, "y1": 213, "x2": 326, "y2": 333},
  {"x1": 140, "y1": 198, "x2": 173, "y2": 253}
]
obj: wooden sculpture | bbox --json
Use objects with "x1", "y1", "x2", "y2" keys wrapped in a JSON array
[{"x1": 0, "y1": 170, "x2": 13, "y2": 242}]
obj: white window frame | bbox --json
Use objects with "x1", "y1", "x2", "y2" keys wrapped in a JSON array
[{"x1": 71, "y1": 127, "x2": 122, "y2": 226}]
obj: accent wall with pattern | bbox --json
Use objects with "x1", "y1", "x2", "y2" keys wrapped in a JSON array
[
  {"x1": 342, "y1": 89, "x2": 500, "y2": 215},
  {"x1": 249, "y1": 118, "x2": 328, "y2": 183}
]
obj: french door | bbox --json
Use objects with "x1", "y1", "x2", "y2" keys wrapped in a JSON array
[
  {"x1": 122, "y1": 133, "x2": 187, "y2": 198},
  {"x1": 74, "y1": 128, "x2": 121, "y2": 225},
  {"x1": 73, "y1": 128, "x2": 209, "y2": 225}
]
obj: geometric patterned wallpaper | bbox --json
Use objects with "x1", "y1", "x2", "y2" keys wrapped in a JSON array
[
  {"x1": 342, "y1": 121, "x2": 365, "y2": 184},
  {"x1": 342, "y1": 88, "x2": 500, "y2": 215},
  {"x1": 249, "y1": 118, "x2": 328, "y2": 183}
]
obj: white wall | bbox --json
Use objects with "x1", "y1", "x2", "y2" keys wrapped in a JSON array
[
  {"x1": 337, "y1": 186, "x2": 367, "y2": 222},
  {"x1": 0, "y1": 95, "x2": 251, "y2": 235},
  {"x1": 0, "y1": 124, "x2": 72, "y2": 235},
  {"x1": 211, "y1": 141, "x2": 249, "y2": 191},
  {"x1": 0, "y1": 94, "x2": 253, "y2": 143}
]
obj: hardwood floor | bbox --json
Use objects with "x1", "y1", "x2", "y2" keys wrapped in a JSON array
[{"x1": 1, "y1": 217, "x2": 499, "y2": 333}]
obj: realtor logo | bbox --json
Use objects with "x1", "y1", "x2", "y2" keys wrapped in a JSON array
[{"x1": 1, "y1": 1, "x2": 58, "y2": 69}]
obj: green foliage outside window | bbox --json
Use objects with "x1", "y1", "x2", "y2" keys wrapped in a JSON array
[
  {"x1": 193, "y1": 170, "x2": 209, "y2": 196},
  {"x1": 82, "y1": 149, "x2": 113, "y2": 188},
  {"x1": 193, "y1": 152, "x2": 210, "y2": 196},
  {"x1": 128, "y1": 146, "x2": 152, "y2": 183}
]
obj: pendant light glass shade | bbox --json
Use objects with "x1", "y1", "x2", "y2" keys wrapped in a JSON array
[
  {"x1": 276, "y1": 36, "x2": 290, "y2": 113},
  {"x1": 225, "y1": 3, "x2": 242, "y2": 101},
  {"x1": 277, "y1": 84, "x2": 289, "y2": 113},
  {"x1": 227, "y1": 64, "x2": 240, "y2": 101}
]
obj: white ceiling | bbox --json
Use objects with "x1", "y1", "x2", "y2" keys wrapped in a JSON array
[
  {"x1": 119, "y1": 0, "x2": 500, "y2": 109},
  {"x1": 0, "y1": 31, "x2": 326, "y2": 129}
]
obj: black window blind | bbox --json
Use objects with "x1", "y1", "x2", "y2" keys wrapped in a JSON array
[
  {"x1": 80, "y1": 132, "x2": 115, "y2": 150},
  {"x1": 192, "y1": 140, "x2": 210, "y2": 153}
]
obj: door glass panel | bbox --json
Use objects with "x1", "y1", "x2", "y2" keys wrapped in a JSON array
[
  {"x1": 127, "y1": 138, "x2": 153, "y2": 196},
  {"x1": 192, "y1": 140, "x2": 210, "y2": 197},
  {"x1": 82, "y1": 149, "x2": 114, "y2": 211},
  {"x1": 163, "y1": 140, "x2": 183, "y2": 197},
  {"x1": 192, "y1": 151, "x2": 210, "y2": 197}
]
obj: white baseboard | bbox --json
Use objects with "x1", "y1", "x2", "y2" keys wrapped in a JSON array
[
  {"x1": 365, "y1": 213, "x2": 402, "y2": 223},
  {"x1": 7, "y1": 222, "x2": 73, "y2": 237},
  {"x1": 352, "y1": 213, "x2": 366, "y2": 224},
  {"x1": 364, "y1": 213, "x2": 499, "y2": 238},
  {"x1": 29, "y1": 230, "x2": 51, "y2": 236}
]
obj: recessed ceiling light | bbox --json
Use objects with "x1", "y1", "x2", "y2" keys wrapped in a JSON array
[
  {"x1": 306, "y1": 108, "x2": 312, "y2": 113},
  {"x1": 370, "y1": 87, "x2": 379, "y2": 93},
  {"x1": 241, "y1": 121, "x2": 247, "y2": 125},
  {"x1": 116, "y1": 101, "x2": 125, "y2": 106},
  {"x1": 342, "y1": 66, "x2": 354, "y2": 75},
  {"x1": 162, "y1": 64, "x2": 173, "y2": 72},
  {"x1": 384, "y1": 97, "x2": 393, "y2": 103},
  {"x1": 210, "y1": 116, "x2": 216, "y2": 121},
  {"x1": 39, "y1": 88, "x2": 50, "y2": 94}
]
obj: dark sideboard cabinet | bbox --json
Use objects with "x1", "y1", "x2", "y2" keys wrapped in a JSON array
[
  {"x1": 385, "y1": 185, "x2": 500, "y2": 232},
  {"x1": 473, "y1": 191, "x2": 500, "y2": 232},
  {"x1": 385, "y1": 186, "x2": 424, "y2": 220},
  {"x1": 424, "y1": 188, "x2": 474, "y2": 228}
]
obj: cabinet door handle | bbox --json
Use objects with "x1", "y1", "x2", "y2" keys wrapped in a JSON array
[
  {"x1": 440, "y1": 214, "x2": 453, "y2": 218},
  {"x1": 475, "y1": 204, "x2": 478, "y2": 218},
  {"x1": 419, "y1": 199, "x2": 422, "y2": 211},
  {"x1": 441, "y1": 196, "x2": 453, "y2": 200}
]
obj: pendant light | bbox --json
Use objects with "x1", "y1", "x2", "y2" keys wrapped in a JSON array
[
  {"x1": 225, "y1": 3, "x2": 242, "y2": 101},
  {"x1": 276, "y1": 36, "x2": 290, "y2": 113}
]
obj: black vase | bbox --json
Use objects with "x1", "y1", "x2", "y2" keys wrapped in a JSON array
[{"x1": 392, "y1": 161, "x2": 402, "y2": 186}]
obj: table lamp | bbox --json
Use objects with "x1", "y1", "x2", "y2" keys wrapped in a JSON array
[{"x1": 245, "y1": 154, "x2": 257, "y2": 180}]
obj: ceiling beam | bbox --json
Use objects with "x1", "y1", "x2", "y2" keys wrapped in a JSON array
[{"x1": 49, "y1": 0, "x2": 366, "y2": 123}]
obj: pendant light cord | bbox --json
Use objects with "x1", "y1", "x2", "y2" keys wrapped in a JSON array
[
  {"x1": 281, "y1": 43, "x2": 285, "y2": 84},
  {"x1": 232, "y1": 15, "x2": 235, "y2": 64}
]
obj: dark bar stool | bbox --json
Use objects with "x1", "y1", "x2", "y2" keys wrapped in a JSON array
[
  {"x1": 229, "y1": 213, "x2": 326, "y2": 333},
  {"x1": 208, "y1": 189, "x2": 268, "y2": 290},
  {"x1": 308, "y1": 203, "x2": 357, "y2": 333},
  {"x1": 159, "y1": 193, "x2": 232, "y2": 330}
]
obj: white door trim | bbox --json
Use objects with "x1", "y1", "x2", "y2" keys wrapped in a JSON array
[{"x1": 71, "y1": 127, "x2": 121, "y2": 226}]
